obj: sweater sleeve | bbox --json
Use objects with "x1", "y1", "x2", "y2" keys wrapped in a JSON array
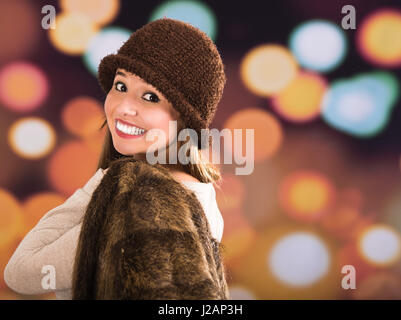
[{"x1": 3, "y1": 168, "x2": 106, "y2": 296}]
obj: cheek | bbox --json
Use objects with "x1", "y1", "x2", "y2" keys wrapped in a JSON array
[
  {"x1": 104, "y1": 94, "x2": 116, "y2": 124},
  {"x1": 146, "y1": 109, "x2": 178, "y2": 140},
  {"x1": 151, "y1": 110, "x2": 175, "y2": 129}
]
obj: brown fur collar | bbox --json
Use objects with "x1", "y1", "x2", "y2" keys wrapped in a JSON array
[{"x1": 71, "y1": 157, "x2": 230, "y2": 299}]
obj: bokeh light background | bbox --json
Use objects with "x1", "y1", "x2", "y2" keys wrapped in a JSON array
[{"x1": 1, "y1": 0, "x2": 401, "y2": 300}]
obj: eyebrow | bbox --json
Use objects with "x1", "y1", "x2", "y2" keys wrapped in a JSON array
[{"x1": 115, "y1": 71, "x2": 127, "y2": 77}]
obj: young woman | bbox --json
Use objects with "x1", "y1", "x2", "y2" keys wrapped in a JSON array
[{"x1": 4, "y1": 18, "x2": 229, "y2": 299}]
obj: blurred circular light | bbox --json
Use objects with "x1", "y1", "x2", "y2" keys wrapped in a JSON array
[
  {"x1": 48, "y1": 12, "x2": 98, "y2": 55},
  {"x1": 289, "y1": 20, "x2": 347, "y2": 72},
  {"x1": 62, "y1": 96, "x2": 104, "y2": 138},
  {"x1": 240, "y1": 44, "x2": 298, "y2": 96},
  {"x1": 357, "y1": 9, "x2": 401, "y2": 67},
  {"x1": 268, "y1": 232, "x2": 330, "y2": 287},
  {"x1": 229, "y1": 285, "x2": 256, "y2": 300},
  {"x1": 8, "y1": 117, "x2": 56, "y2": 159},
  {"x1": 271, "y1": 72, "x2": 328, "y2": 122},
  {"x1": 149, "y1": 0, "x2": 217, "y2": 41},
  {"x1": 279, "y1": 170, "x2": 335, "y2": 222},
  {"x1": 231, "y1": 223, "x2": 339, "y2": 299},
  {"x1": 60, "y1": 0, "x2": 120, "y2": 26},
  {"x1": 358, "y1": 224, "x2": 401, "y2": 266},
  {"x1": 223, "y1": 108, "x2": 284, "y2": 163},
  {"x1": 322, "y1": 71, "x2": 398, "y2": 137},
  {"x1": 83, "y1": 27, "x2": 132, "y2": 76},
  {"x1": 0, "y1": 62, "x2": 49, "y2": 111},
  {"x1": 354, "y1": 71, "x2": 399, "y2": 110},
  {"x1": 48, "y1": 140, "x2": 99, "y2": 196}
]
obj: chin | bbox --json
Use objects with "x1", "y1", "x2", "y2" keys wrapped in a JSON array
[{"x1": 113, "y1": 141, "x2": 143, "y2": 156}]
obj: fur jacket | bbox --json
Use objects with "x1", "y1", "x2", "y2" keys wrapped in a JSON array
[{"x1": 71, "y1": 157, "x2": 230, "y2": 299}]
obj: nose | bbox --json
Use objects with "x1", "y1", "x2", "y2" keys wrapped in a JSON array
[{"x1": 117, "y1": 96, "x2": 138, "y2": 117}]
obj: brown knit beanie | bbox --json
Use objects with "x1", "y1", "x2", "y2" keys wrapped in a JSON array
[{"x1": 97, "y1": 18, "x2": 226, "y2": 149}]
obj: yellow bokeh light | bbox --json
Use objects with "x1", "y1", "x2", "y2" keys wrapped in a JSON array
[
  {"x1": 60, "y1": 0, "x2": 120, "y2": 26},
  {"x1": 240, "y1": 44, "x2": 298, "y2": 96},
  {"x1": 271, "y1": 72, "x2": 328, "y2": 122},
  {"x1": 358, "y1": 9, "x2": 401, "y2": 66},
  {"x1": 279, "y1": 170, "x2": 335, "y2": 222},
  {"x1": 223, "y1": 108, "x2": 283, "y2": 162},
  {"x1": 8, "y1": 117, "x2": 56, "y2": 159},
  {"x1": 290, "y1": 180, "x2": 328, "y2": 212},
  {"x1": 48, "y1": 12, "x2": 98, "y2": 55},
  {"x1": 62, "y1": 96, "x2": 104, "y2": 139}
]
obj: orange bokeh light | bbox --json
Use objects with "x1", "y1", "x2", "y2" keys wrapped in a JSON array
[
  {"x1": 47, "y1": 140, "x2": 100, "y2": 196},
  {"x1": 223, "y1": 108, "x2": 283, "y2": 163},
  {"x1": 62, "y1": 96, "x2": 104, "y2": 139},
  {"x1": 0, "y1": 62, "x2": 49, "y2": 111},
  {"x1": 278, "y1": 170, "x2": 335, "y2": 222}
]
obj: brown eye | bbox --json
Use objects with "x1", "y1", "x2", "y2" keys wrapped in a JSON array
[
  {"x1": 143, "y1": 92, "x2": 160, "y2": 103},
  {"x1": 114, "y1": 81, "x2": 126, "y2": 92}
]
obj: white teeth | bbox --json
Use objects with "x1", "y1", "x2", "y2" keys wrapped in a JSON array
[{"x1": 116, "y1": 121, "x2": 145, "y2": 135}]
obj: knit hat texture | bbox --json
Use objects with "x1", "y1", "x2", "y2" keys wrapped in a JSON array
[{"x1": 98, "y1": 18, "x2": 226, "y2": 149}]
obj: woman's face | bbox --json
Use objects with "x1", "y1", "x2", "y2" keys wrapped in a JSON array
[{"x1": 105, "y1": 68, "x2": 180, "y2": 157}]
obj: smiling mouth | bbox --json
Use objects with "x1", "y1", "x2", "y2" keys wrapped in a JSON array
[{"x1": 115, "y1": 120, "x2": 146, "y2": 137}]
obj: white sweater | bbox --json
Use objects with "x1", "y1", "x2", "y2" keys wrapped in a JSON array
[{"x1": 3, "y1": 168, "x2": 224, "y2": 299}]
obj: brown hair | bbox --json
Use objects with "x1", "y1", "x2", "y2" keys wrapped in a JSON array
[{"x1": 95, "y1": 115, "x2": 223, "y2": 190}]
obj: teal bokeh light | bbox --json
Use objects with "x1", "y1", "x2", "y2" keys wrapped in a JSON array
[
  {"x1": 321, "y1": 71, "x2": 399, "y2": 137},
  {"x1": 83, "y1": 27, "x2": 132, "y2": 76},
  {"x1": 149, "y1": 0, "x2": 217, "y2": 41}
]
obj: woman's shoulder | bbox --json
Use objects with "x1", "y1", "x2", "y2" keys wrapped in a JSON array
[{"x1": 169, "y1": 170, "x2": 201, "y2": 183}]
